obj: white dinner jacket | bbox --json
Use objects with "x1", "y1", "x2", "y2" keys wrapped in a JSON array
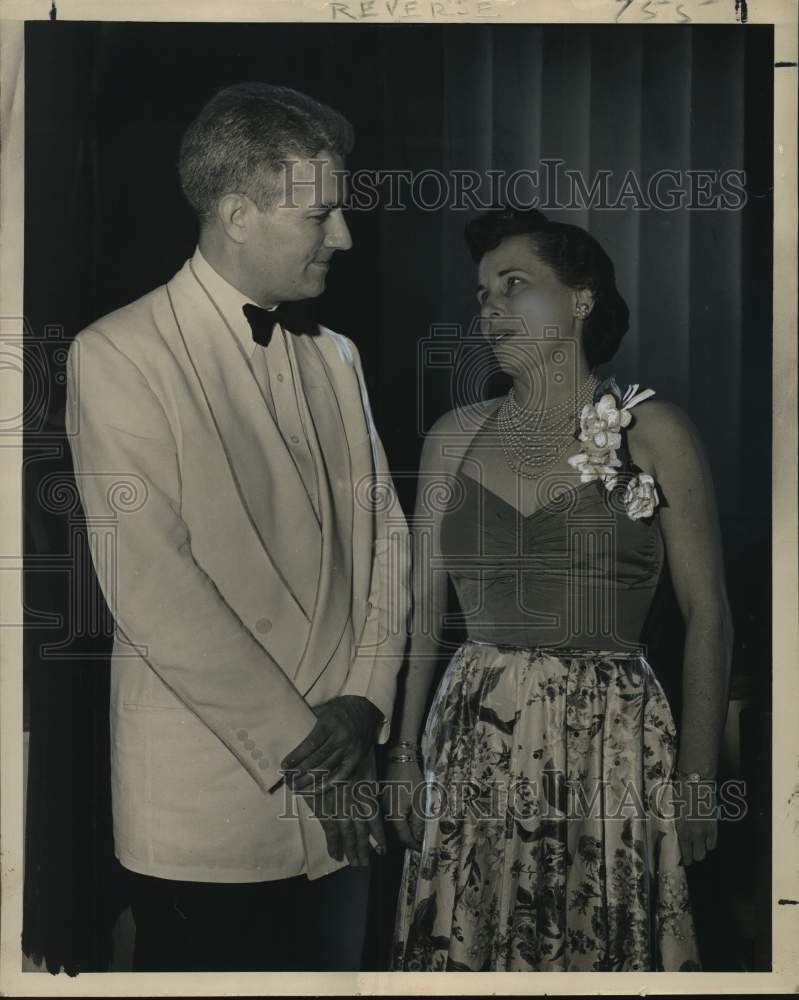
[{"x1": 66, "y1": 259, "x2": 410, "y2": 882}]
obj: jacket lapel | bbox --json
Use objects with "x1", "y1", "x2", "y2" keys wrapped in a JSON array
[
  {"x1": 166, "y1": 261, "x2": 322, "y2": 618},
  {"x1": 288, "y1": 334, "x2": 354, "y2": 695},
  {"x1": 308, "y1": 331, "x2": 377, "y2": 650},
  {"x1": 164, "y1": 261, "x2": 381, "y2": 698}
]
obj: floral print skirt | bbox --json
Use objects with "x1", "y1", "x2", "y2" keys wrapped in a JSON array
[{"x1": 391, "y1": 640, "x2": 700, "y2": 971}]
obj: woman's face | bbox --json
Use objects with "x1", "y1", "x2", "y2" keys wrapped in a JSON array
[{"x1": 477, "y1": 234, "x2": 585, "y2": 376}]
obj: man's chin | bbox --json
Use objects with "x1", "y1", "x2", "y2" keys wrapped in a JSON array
[{"x1": 302, "y1": 267, "x2": 329, "y2": 297}]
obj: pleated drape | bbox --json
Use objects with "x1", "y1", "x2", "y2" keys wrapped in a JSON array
[{"x1": 398, "y1": 25, "x2": 767, "y2": 529}]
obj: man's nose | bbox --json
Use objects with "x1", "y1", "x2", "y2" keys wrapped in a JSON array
[{"x1": 324, "y1": 210, "x2": 353, "y2": 251}]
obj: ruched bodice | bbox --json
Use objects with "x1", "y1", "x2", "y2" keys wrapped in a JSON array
[{"x1": 440, "y1": 471, "x2": 663, "y2": 651}]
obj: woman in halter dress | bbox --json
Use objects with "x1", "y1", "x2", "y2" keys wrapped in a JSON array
[{"x1": 388, "y1": 208, "x2": 732, "y2": 972}]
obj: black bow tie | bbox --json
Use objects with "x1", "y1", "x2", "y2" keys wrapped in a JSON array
[{"x1": 242, "y1": 301, "x2": 317, "y2": 347}]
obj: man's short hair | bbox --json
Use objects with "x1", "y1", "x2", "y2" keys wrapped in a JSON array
[{"x1": 178, "y1": 82, "x2": 354, "y2": 223}]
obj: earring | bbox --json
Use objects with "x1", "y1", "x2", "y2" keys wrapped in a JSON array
[{"x1": 574, "y1": 303, "x2": 591, "y2": 319}]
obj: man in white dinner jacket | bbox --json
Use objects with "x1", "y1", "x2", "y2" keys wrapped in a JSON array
[{"x1": 66, "y1": 83, "x2": 410, "y2": 971}]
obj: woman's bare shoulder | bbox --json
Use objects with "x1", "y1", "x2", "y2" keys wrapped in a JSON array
[
  {"x1": 429, "y1": 398, "x2": 501, "y2": 433},
  {"x1": 631, "y1": 397, "x2": 701, "y2": 441},
  {"x1": 628, "y1": 396, "x2": 707, "y2": 475},
  {"x1": 418, "y1": 398, "x2": 502, "y2": 474}
]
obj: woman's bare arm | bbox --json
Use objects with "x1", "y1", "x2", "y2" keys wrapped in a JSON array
[
  {"x1": 385, "y1": 408, "x2": 474, "y2": 849},
  {"x1": 632, "y1": 400, "x2": 734, "y2": 862},
  {"x1": 394, "y1": 411, "x2": 465, "y2": 745}
]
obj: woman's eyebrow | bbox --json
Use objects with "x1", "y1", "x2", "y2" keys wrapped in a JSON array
[
  {"x1": 497, "y1": 267, "x2": 525, "y2": 277},
  {"x1": 477, "y1": 267, "x2": 526, "y2": 292}
]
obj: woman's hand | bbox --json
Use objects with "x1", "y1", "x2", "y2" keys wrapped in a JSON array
[
  {"x1": 674, "y1": 776, "x2": 719, "y2": 865},
  {"x1": 676, "y1": 814, "x2": 718, "y2": 865},
  {"x1": 383, "y1": 759, "x2": 426, "y2": 852}
]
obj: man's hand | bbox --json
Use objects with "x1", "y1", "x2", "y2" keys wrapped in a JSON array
[
  {"x1": 281, "y1": 695, "x2": 382, "y2": 792},
  {"x1": 306, "y1": 749, "x2": 386, "y2": 867}
]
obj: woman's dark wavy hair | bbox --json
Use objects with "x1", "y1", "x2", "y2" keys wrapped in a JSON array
[{"x1": 465, "y1": 207, "x2": 629, "y2": 368}]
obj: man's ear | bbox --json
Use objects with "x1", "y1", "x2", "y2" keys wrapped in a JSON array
[{"x1": 216, "y1": 193, "x2": 252, "y2": 245}]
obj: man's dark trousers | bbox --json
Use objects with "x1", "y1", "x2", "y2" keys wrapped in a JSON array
[{"x1": 129, "y1": 863, "x2": 371, "y2": 971}]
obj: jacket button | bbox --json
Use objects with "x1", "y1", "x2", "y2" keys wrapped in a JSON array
[
  {"x1": 244, "y1": 739, "x2": 255, "y2": 750},
  {"x1": 236, "y1": 729, "x2": 248, "y2": 740},
  {"x1": 256, "y1": 618, "x2": 272, "y2": 634},
  {"x1": 257, "y1": 758, "x2": 270, "y2": 770}
]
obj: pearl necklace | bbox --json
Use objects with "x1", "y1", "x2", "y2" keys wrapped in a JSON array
[{"x1": 497, "y1": 374, "x2": 599, "y2": 479}]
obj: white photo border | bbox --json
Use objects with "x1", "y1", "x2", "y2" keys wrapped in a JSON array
[{"x1": 1, "y1": 0, "x2": 796, "y2": 994}]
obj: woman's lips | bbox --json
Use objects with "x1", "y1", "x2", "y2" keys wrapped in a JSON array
[{"x1": 483, "y1": 316, "x2": 517, "y2": 344}]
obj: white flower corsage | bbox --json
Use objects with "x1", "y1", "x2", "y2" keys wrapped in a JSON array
[
  {"x1": 624, "y1": 472, "x2": 659, "y2": 520},
  {"x1": 567, "y1": 381, "x2": 660, "y2": 521}
]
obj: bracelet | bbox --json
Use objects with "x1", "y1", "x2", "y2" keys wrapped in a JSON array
[
  {"x1": 391, "y1": 739, "x2": 421, "y2": 751},
  {"x1": 386, "y1": 738, "x2": 422, "y2": 765},
  {"x1": 675, "y1": 769, "x2": 713, "y2": 783}
]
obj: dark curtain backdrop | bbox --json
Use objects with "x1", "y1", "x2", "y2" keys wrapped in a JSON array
[{"x1": 23, "y1": 21, "x2": 772, "y2": 974}]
